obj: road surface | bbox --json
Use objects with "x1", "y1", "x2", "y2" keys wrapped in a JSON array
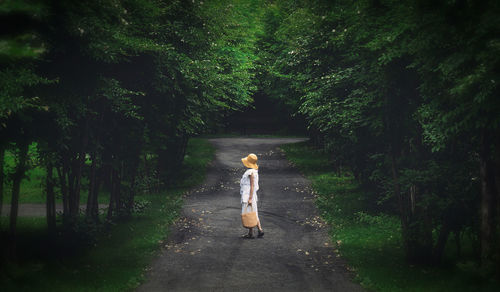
[{"x1": 138, "y1": 137, "x2": 363, "y2": 291}]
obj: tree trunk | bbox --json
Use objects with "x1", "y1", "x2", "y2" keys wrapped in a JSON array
[
  {"x1": 494, "y1": 133, "x2": 500, "y2": 263},
  {"x1": 391, "y1": 152, "x2": 432, "y2": 264},
  {"x1": 67, "y1": 156, "x2": 76, "y2": 220},
  {"x1": 69, "y1": 121, "x2": 89, "y2": 221},
  {"x1": 9, "y1": 143, "x2": 29, "y2": 257},
  {"x1": 0, "y1": 145, "x2": 5, "y2": 218},
  {"x1": 122, "y1": 157, "x2": 140, "y2": 218},
  {"x1": 159, "y1": 135, "x2": 189, "y2": 185},
  {"x1": 107, "y1": 166, "x2": 118, "y2": 221},
  {"x1": 391, "y1": 153, "x2": 409, "y2": 253},
  {"x1": 115, "y1": 163, "x2": 123, "y2": 217},
  {"x1": 56, "y1": 164, "x2": 69, "y2": 223},
  {"x1": 143, "y1": 153, "x2": 152, "y2": 193},
  {"x1": 479, "y1": 130, "x2": 498, "y2": 262},
  {"x1": 86, "y1": 153, "x2": 99, "y2": 222},
  {"x1": 72, "y1": 149, "x2": 86, "y2": 218},
  {"x1": 46, "y1": 162, "x2": 56, "y2": 233},
  {"x1": 455, "y1": 231, "x2": 462, "y2": 258},
  {"x1": 156, "y1": 147, "x2": 168, "y2": 184},
  {"x1": 91, "y1": 172, "x2": 101, "y2": 222},
  {"x1": 126, "y1": 174, "x2": 136, "y2": 217},
  {"x1": 433, "y1": 221, "x2": 451, "y2": 264},
  {"x1": 177, "y1": 135, "x2": 189, "y2": 167}
]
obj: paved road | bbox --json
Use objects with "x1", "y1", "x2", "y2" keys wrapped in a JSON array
[{"x1": 138, "y1": 138, "x2": 363, "y2": 292}]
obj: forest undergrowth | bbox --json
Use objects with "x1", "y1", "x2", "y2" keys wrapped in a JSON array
[
  {"x1": 282, "y1": 142, "x2": 499, "y2": 292},
  {"x1": 0, "y1": 138, "x2": 214, "y2": 291}
]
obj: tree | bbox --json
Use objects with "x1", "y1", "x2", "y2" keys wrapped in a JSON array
[{"x1": 257, "y1": 0, "x2": 500, "y2": 266}]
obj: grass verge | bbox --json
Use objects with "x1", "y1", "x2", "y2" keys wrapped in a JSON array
[
  {"x1": 0, "y1": 138, "x2": 215, "y2": 291},
  {"x1": 281, "y1": 141, "x2": 499, "y2": 292}
]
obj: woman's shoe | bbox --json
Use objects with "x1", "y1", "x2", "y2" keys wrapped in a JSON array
[
  {"x1": 243, "y1": 229, "x2": 253, "y2": 239},
  {"x1": 257, "y1": 230, "x2": 264, "y2": 238}
]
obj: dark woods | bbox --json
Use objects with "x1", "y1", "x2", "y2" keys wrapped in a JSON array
[
  {"x1": 0, "y1": 0, "x2": 254, "y2": 257},
  {"x1": 1, "y1": 0, "x2": 500, "y2": 274},
  {"x1": 256, "y1": 0, "x2": 500, "y2": 269}
]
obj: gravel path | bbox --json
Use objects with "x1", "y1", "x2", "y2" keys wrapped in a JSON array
[{"x1": 137, "y1": 137, "x2": 363, "y2": 291}]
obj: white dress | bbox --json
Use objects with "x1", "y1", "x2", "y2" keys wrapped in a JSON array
[{"x1": 240, "y1": 168, "x2": 259, "y2": 221}]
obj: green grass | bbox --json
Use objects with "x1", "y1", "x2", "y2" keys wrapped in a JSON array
[
  {"x1": 2, "y1": 143, "x2": 114, "y2": 205},
  {"x1": 2, "y1": 143, "x2": 47, "y2": 204},
  {"x1": 0, "y1": 138, "x2": 215, "y2": 291},
  {"x1": 281, "y1": 142, "x2": 499, "y2": 292}
]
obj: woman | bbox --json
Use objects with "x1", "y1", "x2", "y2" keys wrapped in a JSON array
[{"x1": 240, "y1": 153, "x2": 264, "y2": 238}]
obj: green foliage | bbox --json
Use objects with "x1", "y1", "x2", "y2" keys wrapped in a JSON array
[
  {"x1": 0, "y1": 0, "x2": 46, "y2": 61},
  {"x1": 263, "y1": 0, "x2": 500, "y2": 266},
  {"x1": 2, "y1": 0, "x2": 500, "y2": 288},
  {"x1": 0, "y1": 0, "x2": 256, "y2": 219},
  {"x1": 0, "y1": 137, "x2": 215, "y2": 291},
  {"x1": 0, "y1": 67, "x2": 52, "y2": 120},
  {"x1": 282, "y1": 142, "x2": 499, "y2": 291}
]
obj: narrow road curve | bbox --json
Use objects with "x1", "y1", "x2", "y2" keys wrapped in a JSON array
[{"x1": 138, "y1": 138, "x2": 363, "y2": 291}]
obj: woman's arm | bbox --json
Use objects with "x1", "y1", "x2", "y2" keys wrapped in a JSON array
[{"x1": 248, "y1": 173, "x2": 254, "y2": 204}]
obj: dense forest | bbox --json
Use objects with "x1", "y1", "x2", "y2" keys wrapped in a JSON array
[
  {"x1": 256, "y1": 0, "x2": 500, "y2": 268},
  {"x1": 1, "y1": 0, "x2": 257, "y2": 235},
  {"x1": 1, "y1": 0, "x2": 500, "y2": 287}
]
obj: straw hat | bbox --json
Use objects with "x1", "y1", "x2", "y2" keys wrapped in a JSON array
[{"x1": 241, "y1": 153, "x2": 258, "y2": 170}]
